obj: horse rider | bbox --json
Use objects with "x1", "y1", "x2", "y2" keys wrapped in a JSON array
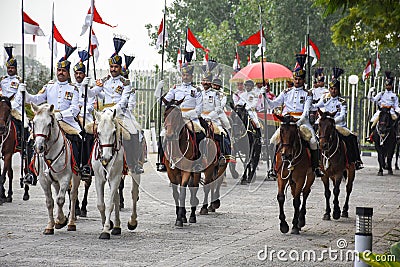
[
  {"x1": 310, "y1": 67, "x2": 329, "y2": 128},
  {"x1": 235, "y1": 79, "x2": 262, "y2": 139},
  {"x1": 264, "y1": 54, "x2": 324, "y2": 178},
  {"x1": 0, "y1": 45, "x2": 37, "y2": 186},
  {"x1": 73, "y1": 50, "x2": 95, "y2": 179},
  {"x1": 313, "y1": 67, "x2": 363, "y2": 170},
  {"x1": 366, "y1": 70, "x2": 400, "y2": 142},
  {"x1": 162, "y1": 60, "x2": 206, "y2": 171},
  {"x1": 21, "y1": 45, "x2": 82, "y2": 176},
  {"x1": 85, "y1": 37, "x2": 144, "y2": 175},
  {"x1": 232, "y1": 80, "x2": 245, "y2": 106}
]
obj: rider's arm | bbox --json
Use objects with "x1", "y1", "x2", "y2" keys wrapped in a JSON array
[
  {"x1": 265, "y1": 91, "x2": 284, "y2": 109},
  {"x1": 60, "y1": 87, "x2": 80, "y2": 119},
  {"x1": 24, "y1": 85, "x2": 47, "y2": 105},
  {"x1": 335, "y1": 101, "x2": 347, "y2": 125},
  {"x1": 194, "y1": 89, "x2": 203, "y2": 117}
]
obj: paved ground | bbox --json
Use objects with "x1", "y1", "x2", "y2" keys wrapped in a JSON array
[{"x1": 0, "y1": 153, "x2": 399, "y2": 266}]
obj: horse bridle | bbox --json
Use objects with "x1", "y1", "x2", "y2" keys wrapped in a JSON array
[
  {"x1": 279, "y1": 121, "x2": 304, "y2": 179},
  {"x1": 319, "y1": 117, "x2": 340, "y2": 170},
  {"x1": 94, "y1": 123, "x2": 122, "y2": 161}
]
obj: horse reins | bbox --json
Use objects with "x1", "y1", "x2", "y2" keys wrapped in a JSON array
[
  {"x1": 279, "y1": 124, "x2": 305, "y2": 180},
  {"x1": 320, "y1": 127, "x2": 340, "y2": 170},
  {"x1": 0, "y1": 115, "x2": 12, "y2": 153}
]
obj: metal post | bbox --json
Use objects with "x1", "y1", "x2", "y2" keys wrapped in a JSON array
[
  {"x1": 349, "y1": 75, "x2": 359, "y2": 132},
  {"x1": 354, "y1": 207, "x2": 373, "y2": 267}
]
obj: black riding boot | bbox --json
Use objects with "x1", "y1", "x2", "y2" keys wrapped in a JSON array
[
  {"x1": 157, "y1": 138, "x2": 167, "y2": 172},
  {"x1": 311, "y1": 149, "x2": 324, "y2": 177},
  {"x1": 268, "y1": 145, "x2": 278, "y2": 178},
  {"x1": 81, "y1": 133, "x2": 94, "y2": 180},
  {"x1": 23, "y1": 137, "x2": 37, "y2": 186},
  {"x1": 131, "y1": 134, "x2": 144, "y2": 174}
]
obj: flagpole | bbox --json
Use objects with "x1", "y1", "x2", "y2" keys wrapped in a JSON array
[
  {"x1": 183, "y1": 21, "x2": 188, "y2": 63},
  {"x1": 92, "y1": 47, "x2": 99, "y2": 111},
  {"x1": 306, "y1": 16, "x2": 311, "y2": 89},
  {"x1": 50, "y1": 2, "x2": 54, "y2": 80},
  {"x1": 258, "y1": 4, "x2": 270, "y2": 171},
  {"x1": 80, "y1": 0, "x2": 94, "y2": 171},
  {"x1": 20, "y1": 0, "x2": 26, "y2": 184},
  {"x1": 157, "y1": 0, "x2": 167, "y2": 167}
]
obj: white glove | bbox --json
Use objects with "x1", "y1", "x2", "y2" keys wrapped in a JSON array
[
  {"x1": 54, "y1": 112, "x2": 63, "y2": 121},
  {"x1": 18, "y1": 83, "x2": 26, "y2": 92},
  {"x1": 154, "y1": 80, "x2": 164, "y2": 99},
  {"x1": 259, "y1": 86, "x2": 266, "y2": 94},
  {"x1": 367, "y1": 87, "x2": 375, "y2": 99},
  {"x1": 82, "y1": 77, "x2": 91, "y2": 86}
]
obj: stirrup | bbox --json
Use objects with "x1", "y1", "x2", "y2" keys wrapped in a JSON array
[
  {"x1": 23, "y1": 173, "x2": 37, "y2": 186},
  {"x1": 218, "y1": 156, "x2": 226, "y2": 166},
  {"x1": 267, "y1": 169, "x2": 277, "y2": 178},
  {"x1": 314, "y1": 168, "x2": 324, "y2": 177},
  {"x1": 156, "y1": 163, "x2": 167, "y2": 172},
  {"x1": 134, "y1": 165, "x2": 144, "y2": 174}
]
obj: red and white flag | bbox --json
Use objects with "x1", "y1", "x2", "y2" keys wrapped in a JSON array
[
  {"x1": 23, "y1": 12, "x2": 45, "y2": 41},
  {"x1": 155, "y1": 18, "x2": 168, "y2": 50},
  {"x1": 233, "y1": 51, "x2": 240, "y2": 70},
  {"x1": 374, "y1": 51, "x2": 380, "y2": 77},
  {"x1": 80, "y1": 3, "x2": 117, "y2": 36},
  {"x1": 186, "y1": 28, "x2": 206, "y2": 53},
  {"x1": 238, "y1": 29, "x2": 264, "y2": 46},
  {"x1": 300, "y1": 39, "x2": 320, "y2": 66},
  {"x1": 176, "y1": 48, "x2": 182, "y2": 70},
  {"x1": 48, "y1": 24, "x2": 71, "y2": 58},
  {"x1": 90, "y1": 29, "x2": 100, "y2": 62},
  {"x1": 362, "y1": 59, "x2": 372, "y2": 81}
]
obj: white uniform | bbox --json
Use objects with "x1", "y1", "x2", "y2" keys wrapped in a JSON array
[
  {"x1": 164, "y1": 82, "x2": 203, "y2": 125},
  {"x1": 369, "y1": 90, "x2": 400, "y2": 122},
  {"x1": 77, "y1": 82, "x2": 95, "y2": 123},
  {"x1": 265, "y1": 86, "x2": 317, "y2": 150},
  {"x1": 313, "y1": 94, "x2": 347, "y2": 127},
  {"x1": 232, "y1": 90, "x2": 245, "y2": 106},
  {"x1": 217, "y1": 91, "x2": 231, "y2": 130},
  {"x1": 236, "y1": 89, "x2": 261, "y2": 128},
  {"x1": 0, "y1": 75, "x2": 26, "y2": 118},
  {"x1": 310, "y1": 86, "x2": 329, "y2": 111},
  {"x1": 201, "y1": 88, "x2": 221, "y2": 125},
  {"x1": 123, "y1": 89, "x2": 141, "y2": 135},
  {"x1": 88, "y1": 75, "x2": 131, "y2": 112},
  {"x1": 25, "y1": 80, "x2": 81, "y2": 132}
]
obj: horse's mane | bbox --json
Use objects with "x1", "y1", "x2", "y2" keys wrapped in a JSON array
[{"x1": 0, "y1": 96, "x2": 12, "y2": 109}]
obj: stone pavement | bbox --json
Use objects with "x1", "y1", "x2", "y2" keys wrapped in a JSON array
[{"x1": 0, "y1": 154, "x2": 399, "y2": 266}]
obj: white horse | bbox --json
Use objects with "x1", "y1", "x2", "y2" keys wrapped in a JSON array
[
  {"x1": 92, "y1": 108, "x2": 125, "y2": 239},
  {"x1": 31, "y1": 103, "x2": 80, "y2": 234}
]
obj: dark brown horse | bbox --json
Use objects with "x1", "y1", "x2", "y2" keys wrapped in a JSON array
[
  {"x1": 0, "y1": 96, "x2": 16, "y2": 203},
  {"x1": 275, "y1": 114, "x2": 315, "y2": 234},
  {"x1": 162, "y1": 98, "x2": 199, "y2": 226},
  {"x1": 318, "y1": 110, "x2": 355, "y2": 220}
]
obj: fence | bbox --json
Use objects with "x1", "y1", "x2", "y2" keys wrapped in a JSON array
[{"x1": 93, "y1": 66, "x2": 399, "y2": 148}]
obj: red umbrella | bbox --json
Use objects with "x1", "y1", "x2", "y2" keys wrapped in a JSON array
[{"x1": 231, "y1": 62, "x2": 293, "y2": 83}]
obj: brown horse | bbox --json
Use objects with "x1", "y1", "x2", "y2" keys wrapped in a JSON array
[
  {"x1": 275, "y1": 114, "x2": 315, "y2": 234},
  {"x1": 318, "y1": 110, "x2": 355, "y2": 220}
]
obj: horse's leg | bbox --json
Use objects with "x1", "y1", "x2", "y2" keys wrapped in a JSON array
[
  {"x1": 248, "y1": 142, "x2": 261, "y2": 183},
  {"x1": 298, "y1": 171, "x2": 315, "y2": 228},
  {"x1": 211, "y1": 170, "x2": 224, "y2": 210},
  {"x1": 322, "y1": 175, "x2": 331, "y2": 220},
  {"x1": 277, "y1": 179, "x2": 289, "y2": 233},
  {"x1": 111, "y1": 178, "x2": 122, "y2": 236},
  {"x1": 189, "y1": 173, "x2": 200, "y2": 223},
  {"x1": 290, "y1": 182, "x2": 302, "y2": 235},
  {"x1": 395, "y1": 143, "x2": 400, "y2": 170},
  {"x1": 39, "y1": 178, "x2": 55, "y2": 235},
  {"x1": 171, "y1": 183, "x2": 181, "y2": 225},
  {"x1": 386, "y1": 145, "x2": 394, "y2": 175},
  {"x1": 4, "y1": 153, "x2": 13, "y2": 202},
  {"x1": 128, "y1": 174, "x2": 140, "y2": 230},
  {"x1": 176, "y1": 172, "x2": 190, "y2": 227},
  {"x1": 80, "y1": 178, "x2": 91, "y2": 217},
  {"x1": 99, "y1": 176, "x2": 119, "y2": 239},
  {"x1": 67, "y1": 174, "x2": 80, "y2": 231},
  {"x1": 95, "y1": 175, "x2": 106, "y2": 232},
  {"x1": 0, "y1": 162, "x2": 5, "y2": 202},
  {"x1": 200, "y1": 181, "x2": 210, "y2": 215},
  {"x1": 342, "y1": 167, "x2": 355, "y2": 218},
  {"x1": 332, "y1": 174, "x2": 342, "y2": 220},
  {"x1": 54, "y1": 178, "x2": 69, "y2": 229},
  {"x1": 118, "y1": 178, "x2": 125, "y2": 210},
  {"x1": 376, "y1": 146, "x2": 384, "y2": 175}
]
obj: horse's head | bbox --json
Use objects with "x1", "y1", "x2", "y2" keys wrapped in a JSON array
[
  {"x1": 318, "y1": 109, "x2": 338, "y2": 151},
  {"x1": 229, "y1": 103, "x2": 249, "y2": 139},
  {"x1": 94, "y1": 107, "x2": 121, "y2": 166},
  {"x1": 276, "y1": 114, "x2": 299, "y2": 160},
  {"x1": 32, "y1": 103, "x2": 57, "y2": 154},
  {"x1": 0, "y1": 96, "x2": 12, "y2": 136},
  {"x1": 162, "y1": 97, "x2": 185, "y2": 140},
  {"x1": 377, "y1": 107, "x2": 394, "y2": 135}
]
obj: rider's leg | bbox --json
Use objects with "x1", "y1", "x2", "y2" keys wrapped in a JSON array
[
  {"x1": 65, "y1": 133, "x2": 82, "y2": 175},
  {"x1": 309, "y1": 128, "x2": 324, "y2": 177},
  {"x1": 80, "y1": 133, "x2": 94, "y2": 178}
]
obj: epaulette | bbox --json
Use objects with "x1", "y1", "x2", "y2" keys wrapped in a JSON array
[
  {"x1": 0, "y1": 75, "x2": 7, "y2": 81},
  {"x1": 72, "y1": 84, "x2": 79, "y2": 92},
  {"x1": 47, "y1": 80, "x2": 55, "y2": 84},
  {"x1": 119, "y1": 77, "x2": 131, "y2": 86},
  {"x1": 16, "y1": 76, "x2": 23, "y2": 82},
  {"x1": 283, "y1": 87, "x2": 292, "y2": 93},
  {"x1": 338, "y1": 97, "x2": 347, "y2": 105},
  {"x1": 196, "y1": 86, "x2": 202, "y2": 92},
  {"x1": 38, "y1": 85, "x2": 47, "y2": 94},
  {"x1": 130, "y1": 88, "x2": 136, "y2": 94},
  {"x1": 101, "y1": 75, "x2": 111, "y2": 83},
  {"x1": 323, "y1": 93, "x2": 331, "y2": 103}
]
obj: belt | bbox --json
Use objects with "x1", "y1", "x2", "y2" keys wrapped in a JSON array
[
  {"x1": 202, "y1": 111, "x2": 211, "y2": 115},
  {"x1": 181, "y1": 108, "x2": 194, "y2": 112},
  {"x1": 381, "y1": 105, "x2": 392, "y2": 109},
  {"x1": 288, "y1": 112, "x2": 303, "y2": 116},
  {"x1": 98, "y1": 103, "x2": 116, "y2": 111}
]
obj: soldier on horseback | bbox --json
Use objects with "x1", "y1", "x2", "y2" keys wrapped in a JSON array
[
  {"x1": 0, "y1": 45, "x2": 37, "y2": 188},
  {"x1": 265, "y1": 54, "x2": 324, "y2": 178},
  {"x1": 309, "y1": 67, "x2": 329, "y2": 128},
  {"x1": 313, "y1": 67, "x2": 363, "y2": 170},
  {"x1": 366, "y1": 70, "x2": 400, "y2": 142}
]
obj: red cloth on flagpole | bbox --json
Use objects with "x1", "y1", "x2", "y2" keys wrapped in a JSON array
[
  {"x1": 187, "y1": 28, "x2": 205, "y2": 51},
  {"x1": 91, "y1": 6, "x2": 116, "y2": 28},
  {"x1": 53, "y1": 24, "x2": 71, "y2": 47},
  {"x1": 238, "y1": 30, "x2": 263, "y2": 46}
]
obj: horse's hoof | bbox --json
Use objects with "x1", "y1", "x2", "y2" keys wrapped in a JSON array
[
  {"x1": 323, "y1": 214, "x2": 331, "y2": 220},
  {"x1": 75, "y1": 207, "x2": 81, "y2": 217},
  {"x1": 99, "y1": 232, "x2": 110, "y2": 239},
  {"x1": 208, "y1": 206, "x2": 215, "y2": 212},
  {"x1": 67, "y1": 224, "x2": 76, "y2": 231},
  {"x1": 80, "y1": 210, "x2": 87, "y2": 217},
  {"x1": 212, "y1": 199, "x2": 221, "y2": 210},
  {"x1": 333, "y1": 211, "x2": 341, "y2": 220},
  {"x1": 111, "y1": 227, "x2": 121, "y2": 235},
  {"x1": 127, "y1": 221, "x2": 138, "y2": 231},
  {"x1": 6, "y1": 196, "x2": 12, "y2": 203},
  {"x1": 291, "y1": 227, "x2": 300, "y2": 235},
  {"x1": 240, "y1": 180, "x2": 247, "y2": 185},
  {"x1": 120, "y1": 202, "x2": 124, "y2": 209},
  {"x1": 388, "y1": 170, "x2": 393, "y2": 175},
  {"x1": 189, "y1": 216, "x2": 196, "y2": 223},
  {"x1": 55, "y1": 219, "x2": 68, "y2": 229},
  {"x1": 298, "y1": 217, "x2": 306, "y2": 228},
  {"x1": 23, "y1": 193, "x2": 29, "y2": 201},
  {"x1": 175, "y1": 220, "x2": 183, "y2": 227},
  {"x1": 43, "y1": 228, "x2": 54, "y2": 235},
  {"x1": 280, "y1": 222, "x2": 289, "y2": 233},
  {"x1": 377, "y1": 171, "x2": 383, "y2": 176},
  {"x1": 200, "y1": 207, "x2": 208, "y2": 215},
  {"x1": 396, "y1": 166, "x2": 399, "y2": 170},
  {"x1": 182, "y1": 216, "x2": 187, "y2": 223},
  {"x1": 341, "y1": 211, "x2": 348, "y2": 218},
  {"x1": 109, "y1": 220, "x2": 114, "y2": 230}
]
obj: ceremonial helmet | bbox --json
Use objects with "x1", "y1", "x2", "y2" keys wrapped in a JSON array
[
  {"x1": 57, "y1": 45, "x2": 77, "y2": 71},
  {"x1": 73, "y1": 50, "x2": 89, "y2": 73}
]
